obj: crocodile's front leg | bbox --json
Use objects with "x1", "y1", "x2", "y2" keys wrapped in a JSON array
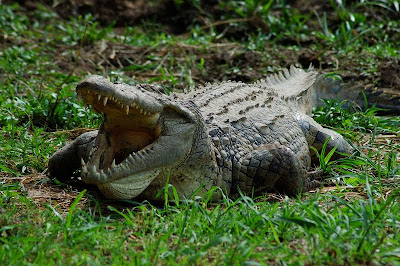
[
  {"x1": 232, "y1": 144, "x2": 320, "y2": 196},
  {"x1": 48, "y1": 131, "x2": 98, "y2": 178}
]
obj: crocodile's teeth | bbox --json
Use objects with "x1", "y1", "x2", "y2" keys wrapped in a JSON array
[
  {"x1": 143, "y1": 111, "x2": 148, "y2": 115},
  {"x1": 139, "y1": 109, "x2": 143, "y2": 114},
  {"x1": 81, "y1": 158, "x2": 86, "y2": 166},
  {"x1": 93, "y1": 170, "x2": 100, "y2": 178},
  {"x1": 111, "y1": 159, "x2": 117, "y2": 168},
  {"x1": 100, "y1": 169, "x2": 107, "y2": 181},
  {"x1": 97, "y1": 94, "x2": 101, "y2": 101},
  {"x1": 103, "y1": 97, "x2": 108, "y2": 106},
  {"x1": 82, "y1": 165, "x2": 88, "y2": 174},
  {"x1": 105, "y1": 168, "x2": 112, "y2": 176},
  {"x1": 131, "y1": 103, "x2": 136, "y2": 108},
  {"x1": 122, "y1": 164, "x2": 129, "y2": 171},
  {"x1": 125, "y1": 105, "x2": 130, "y2": 115},
  {"x1": 92, "y1": 165, "x2": 97, "y2": 173}
]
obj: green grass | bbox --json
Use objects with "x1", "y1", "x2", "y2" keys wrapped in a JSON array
[
  {"x1": 2, "y1": 181, "x2": 400, "y2": 264},
  {"x1": 1, "y1": 1, "x2": 400, "y2": 264},
  {"x1": 313, "y1": 97, "x2": 400, "y2": 139}
]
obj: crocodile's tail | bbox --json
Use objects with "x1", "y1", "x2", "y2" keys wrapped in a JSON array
[
  {"x1": 260, "y1": 65, "x2": 393, "y2": 115},
  {"x1": 313, "y1": 74, "x2": 361, "y2": 109},
  {"x1": 314, "y1": 75, "x2": 400, "y2": 115},
  {"x1": 264, "y1": 65, "x2": 400, "y2": 115}
]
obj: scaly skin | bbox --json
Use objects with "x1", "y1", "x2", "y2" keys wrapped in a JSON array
[{"x1": 48, "y1": 66, "x2": 353, "y2": 200}]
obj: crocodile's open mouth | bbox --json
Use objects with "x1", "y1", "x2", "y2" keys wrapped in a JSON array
[{"x1": 77, "y1": 88, "x2": 162, "y2": 174}]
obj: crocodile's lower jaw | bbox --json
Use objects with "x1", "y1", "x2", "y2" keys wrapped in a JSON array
[{"x1": 97, "y1": 169, "x2": 161, "y2": 199}]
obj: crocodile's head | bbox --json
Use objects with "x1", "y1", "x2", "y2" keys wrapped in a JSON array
[{"x1": 76, "y1": 76, "x2": 197, "y2": 199}]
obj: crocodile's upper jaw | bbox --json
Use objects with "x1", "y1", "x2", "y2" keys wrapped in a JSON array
[{"x1": 76, "y1": 76, "x2": 196, "y2": 199}]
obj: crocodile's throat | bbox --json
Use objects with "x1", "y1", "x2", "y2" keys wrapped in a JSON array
[{"x1": 77, "y1": 87, "x2": 162, "y2": 178}]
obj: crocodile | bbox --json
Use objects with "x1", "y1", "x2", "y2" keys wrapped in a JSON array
[{"x1": 48, "y1": 66, "x2": 353, "y2": 200}]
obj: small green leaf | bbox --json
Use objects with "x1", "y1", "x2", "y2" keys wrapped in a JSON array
[{"x1": 65, "y1": 189, "x2": 86, "y2": 229}]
